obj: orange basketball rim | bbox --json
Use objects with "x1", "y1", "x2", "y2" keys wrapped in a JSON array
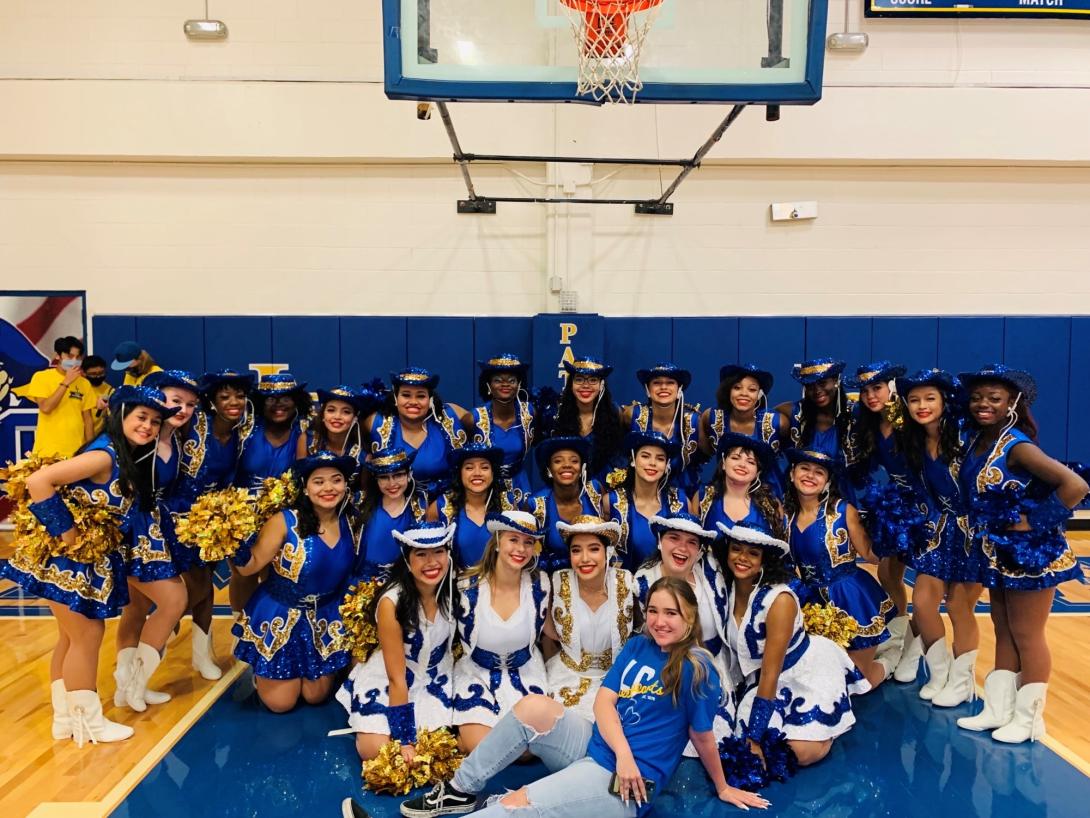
[{"x1": 561, "y1": 0, "x2": 664, "y2": 59}]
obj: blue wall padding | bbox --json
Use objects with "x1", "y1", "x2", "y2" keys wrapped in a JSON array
[
  {"x1": 136, "y1": 316, "x2": 205, "y2": 378},
  {"x1": 872, "y1": 317, "x2": 938, "y2": 375},
  {"x1": 406, "y1": 317, "x2": 475, "y2": 409},
  {"x1": 340, "y1": 316, "x2": 407, "y2": 384},
  {"x1": 272, "y1": 317, "x2": 341, "y2": 391},
  {"x1": 1066, "y1": 317, "x2": 1090, "y2": 462},
  {"x1": 672, "y1": 318, "x2": 739, "y2": 413},
  {"x1": 91, "y1": 315, "x2": 135, "y2": 387},
  {"x1": 738, "y1": 317, "x2": 805, "y2": 409},
  {"x1": 203, "y1": 317, "x2": 272, "y2": 374},
  {"x1": 604, "y1": 318, "x2": 673, "y2": 407},
  {"x1": 1003, "y1": 317, "x2": 1070, "y2": 458}
]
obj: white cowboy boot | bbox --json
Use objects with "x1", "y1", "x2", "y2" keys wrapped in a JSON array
[
  {"x1": 125, "y1": 642, "x2": 164, "y2": 713},
  {"x1": 933, "y1": 649, "x2": 978, "y2": 707},
  {"x1": 992, "y1": 683, "x2": 1047, "y2": 744},
  {"x1": 115, "y1": 645, "x2": 171, "y2": 708},
  {"x1": 67, "y1": 689, "x2": 133, "y2": 747},
  {"x1": 876, "y1": 614, "x2": 909, "y2": 663},
  {"x1": 192, "y1": 624, "x2": 223, "y2": 681},
  {"x1": 51, "y1": 679, "x2": 72, "y2": 740},
  {"x1": 894, "y1": 633, "x2": 924, "y2": 683},
  {"x1": 957, "y1": 670, "x2": 1017, "y2": 731},
  {"x1": 919, "y1": 640, "x2": 951, "y2": 701}
]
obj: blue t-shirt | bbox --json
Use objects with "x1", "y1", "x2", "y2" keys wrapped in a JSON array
[{"x1": 586, "y1": 634, "x2": 721, "y2": 814}]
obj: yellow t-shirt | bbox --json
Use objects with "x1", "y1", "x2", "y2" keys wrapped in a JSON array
[
  {"x1": 90, "y1": 381, "x2": 115, "y2": 437},
  {"x1": 13, "y1": 368, "x2": 97, "y2": 457},
  {"x1": 123, "y1": 364, "x2": 164, "y2": 387}
]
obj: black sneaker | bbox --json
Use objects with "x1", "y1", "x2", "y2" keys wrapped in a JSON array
[
  {"x1": 341, "y1": 798, "x2": 372, "y2": 818},
  {"x1": 399, "y1": 781, "x2": 478, "y2": 818}
]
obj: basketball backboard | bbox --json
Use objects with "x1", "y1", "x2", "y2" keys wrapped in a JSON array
[{"x1": 383, "y1": 0, "x2": 829, "y2": 105}]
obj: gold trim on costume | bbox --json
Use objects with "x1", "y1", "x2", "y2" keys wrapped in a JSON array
[{"x1": 235, "y1": 609, "x2": 301, "y2": 660}]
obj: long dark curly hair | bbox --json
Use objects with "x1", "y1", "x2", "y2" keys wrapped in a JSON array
[
  {"x1": 715, "y1": 538, "x2": 797, "y2": 590},
  {"x1": 83, "y1": 406, "x2": 157, "y2": 511},
  {"x1": 381, "y1": 385, "x2": 448, "y2": 420},
  {"x1": 447, "y1": 460, "x2": 505, "y2": 515},
  {"x1": 715, "y1": 371, "x2": 765, "y2": 412},
  {"x1": 852, "y1": 400, "x2": 905, "y2": 469},
  {"x1": 793, "y1": 389, "x2": 853, "y2": 456},
  {"x1": 707, "y1": 447, "x2": 787, "y2": 541},
  {"x1": 367, "y1": 547, "x2": 453, "y2": 636},
  {"x1": 902, "y1": 395, "x2": 964, "y2": 474},
  {"x1": 553, "y1": 381, "x2": 624, "y2": 477},
  {"x1": 783, "y1": 464, "x2": 843, "y2": 519}
]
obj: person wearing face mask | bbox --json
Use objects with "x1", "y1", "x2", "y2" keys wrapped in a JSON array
[
  {"x1": 955, "y1": 365, "x2": 1087, "y2": 743},
  {"x1": 468, "y1": 354, "x2": 537, "y2": 505},
  {"x1": 429, "y1": 443, "x2": 514, "y2": 569},
  {"x1": 697, "y1": 431, "x2": 786, "y2": 540},
  {"x1": 633, "y1": 511, "x2": 732, "y2": 756},
  {"x1": 719, "y1": 525, "x2": 869, "y2": 783},
  {"x1": 364, "y1": 368, "x2": 470, "y2": 502},
  {"x1": 233, "y1": 452, "x2": 358, "y2": 713},
  {"x1": 111, "y1": 371, "x2": 198, "y2": 713},
  {"x1": 543, "y1": 516, "x2": 637, "y2": 722},
  {"x1": 523, "y1": 437, "x2": 605, "y2": 574},
  {"x1": 81, "y1": 354, "x2": 114, "y2": 437},
  {"x1": 110, "y1": 341, "x2": 163, "y2": 387},
  {"x1": 13, "y1": 336, "x2": 96, "y2": 457},
  {"x1": 702, "y1": 365, "x2": 789, "y2": 500},
  {"x1": 551, "y1": 356, "x2": 626, "y2": 484},
  {"x1": 784, "y1": 448, "x2": 893, "y2": 689},
  {"x1": 299, "y1": 385, "x2": 378, "y2": 501},
  {"x1": 355, "y1": 446, "x2": 428, "y2": 583},
  {"x1": 621, "y1": 363, "x2": 705, "y2": 495},
  {"x1": 605, "y1": 431, "x2": 687, "y2": 571},
  {"x1": 1, "y1": 386, "x2": 178, "y2": 747},
  {"x1": 451, "y1": 510, "x2": 550, "y2": 754},
  {"x1": 335, "y1": 522, "x2": 456, "y2": 762}
]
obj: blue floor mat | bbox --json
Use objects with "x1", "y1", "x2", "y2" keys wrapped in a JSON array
[{"x1": 112, "y1": 677, "x2": 1088, "y2": 818}]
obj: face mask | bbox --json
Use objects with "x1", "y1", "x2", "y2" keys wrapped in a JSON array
[
  {"x1": 60, "y1": 359, "x2": 80, "y2": 371},
  {"x1": 87, "y1": 375, "x2": 106, "y2": 386}
]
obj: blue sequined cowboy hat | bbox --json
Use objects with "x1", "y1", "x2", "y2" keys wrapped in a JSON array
[
  {"x1": 393, "y1": 521, "x2": 456, "y2": 550},
  {"x1": 562, "y1": 355, "x2": 613, "y2": 379},
  {"x1": 855, "y1": 361, "x2": 907, "y2": 388},
  {"x1": 785, "y1": 447, "x2": 839, "y2": 474},
  {"x1": 556, "y1": 515, "x2": 622, "y2": 548},
  {"x1": 623, "y1": 430, "x2": 680, "y2": 459},
  {"x1": 636, "y1": 362, "x2": 692, "y2": 391},
  {"x1": 895, "y1": 368, "x2": 959, "y2": 399},
  {"x1": 715, "y1": 431, "x2": 777, "y2": 475},
  {"x1": 143, "y1": 369, "x2": 200, "y2": 395},
  {"x1": 255, "y1": 372, "x2": 309, "y2": 400},
  {"x1": 957, "y1": 364, "x2": 1037, "y2": 407},
  {"x1": 295, "y1": 450, "x2": 357, "y2": 482},
  {"x1": 365, "y1": 445, "x2": 416, "y2": 476},
  {"x1": 485, "y1": 510, "x2": 545, "y2": 540},
  {"x1": 716, "y1": 522, "x2": 791, "y2": 557},
  {"x1": 536, "y1": 435, "x2": 592, "y2": 481},
  {"x1": 316, "y1": 384, "x2": 372, "y2": 414},
  {"x1": 198, "y1": 369, "x2": 255, "y2": 395},
  {"x1": 649, "y1": 510, "x2": 717, "y2": 546},
  {"x1": 108, "y1": 385, "x2": 179, "y2": 418},
  {"x1": 390, "y1": 367, "x2": 439, "y2": 391},
  {"x1": 451, "y1": 442, "x2": 505, "y2": 472},
  {"x1": 791, "y1": 358, "x2": 846, "y2": 386},
  {"x1": 477, "y1": 353, "x2": 530, "y2": 380},
  {"x1": 718, "y1": 363, "x2": 774, "y2": 394}
]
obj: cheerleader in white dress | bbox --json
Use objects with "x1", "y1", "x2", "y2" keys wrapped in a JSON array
[
  {"x1": 452, "y1": 510, "x2": 550, "y2": 754},
  {"x1": 542, "y1": 516, "x2": 637, "y2": 721},
  {"x1": 719, "y1": 524, "x2": 869, "y2": 785},
  {"x1": 335, "y1": 522, "x2": 456, "y2": 762}
]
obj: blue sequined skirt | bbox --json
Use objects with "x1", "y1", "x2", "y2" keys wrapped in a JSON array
[
  {"x1": 809, "y1": 567, "x2": 894, "y2": 651},
  {"x1": 127, "y1": 505, "x2": 181, "y2": 582},
  {"x1": 232, "y1": 588, "x2": 350, "y2": 680},
  {"x1": 983, "y1": 530, "x2": 1083, "y2": 591},
  {"x1": 943, "y1": 514, "x2": 986, "y2": 584},
  {"x1": 0, "y1": 548, "x2": 128, "y2": 619}
]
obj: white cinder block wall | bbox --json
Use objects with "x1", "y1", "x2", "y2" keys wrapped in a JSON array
[{"x1": 1, "y1": 1, "x2": 1089, "y2": 318}]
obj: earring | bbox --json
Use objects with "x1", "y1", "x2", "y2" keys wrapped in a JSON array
[
  {"x1": 756, "y1": 567, "x2": 765, "y2": 586},
  {"x1": 819, "y1": 485, "x2": 830, "y2": 503},
  {"x1": 486, "y1": 384, "x2": 492, "y2": 397}
]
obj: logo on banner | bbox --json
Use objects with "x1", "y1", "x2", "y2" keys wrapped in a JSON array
[
  {"x1": 557, "y1": 322, "x2": 578, "y2": 383},
  {"x1": 248, "y1": 363, "x2": 289, "y2": 379}
]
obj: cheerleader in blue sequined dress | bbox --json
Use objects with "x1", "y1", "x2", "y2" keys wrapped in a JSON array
[
  {"x1": 1, "y1": 385, "x2": 178, "y2": 747},
  {"x1": 621, "y1": 363, "x2": 706, "y2": 495},
  {"x1": 849, "y1": 362, "x2": 919, "y2": 671},
  {"x1": 785, "y1": 448, "x2": 893, "y2": 689},
  {"x1": 605, "y1": 431, "x2": 688, "y2": 571},
  {"x1": 955, "y1": 365, "x2": 1087, "y2": 743},
  {"x1": 297, "y1": 385, "x2": 377, "y2": 498},
  {"x1": 232, "y1": 452, "x2": 357, "y2": 712},
  {"x1": 523, "y1": 437, "x2": 605, "y2": 573},
  {"x1": 697, "y1": 432, "x2": 786, "y2": 540},
  {"x1": 355, "y1": 446, "x2": 427, "y2": 582},
  {"x1": 896, "y1": 369, "x2": 985, "y2": 707},
  {"x1": 469, "y1": 354, "x2": 536, "y2": 505},
  {"x1": 429, "y1": 443, "x2": 513, "y2": 569},
  {"x1": 112, "y1": 371, "x2": 200, "y2": 713},
  {"x1": 549, "y1": 355, "x2": 626, "y2": 483},
  {"x1": 452, "y1": 510, "x2": 550, "y2": 754},
  {"x1": 364, "y1": 368, "x2": 469, "y2": 502},
  {"x1": 720, "y1": 525, "x2": 868, "y2": 783},
  {"x1": 337, "y1": 522, "x2": 456, "y2": 762},
  {"x1": 702, "y1": 364, "x2": 789, "y2": 497}
]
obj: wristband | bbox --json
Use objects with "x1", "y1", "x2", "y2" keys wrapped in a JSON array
[
  {"x1": 744, "y1": 697, "x2": 775, "y2": 743},
  {"x1": 387, "y1": 702, "x2": 417, "y2": 745},
  {"x1": 231, "y1": 533, "x2": 256, "y2": 567},
  {"x1": 30, "y1": 494, "x2": 75, "y2": 537}
]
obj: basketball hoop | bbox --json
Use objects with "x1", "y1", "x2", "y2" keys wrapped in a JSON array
[{"x1": 559, "y1": 0, "x2": 664, "y2": 103}]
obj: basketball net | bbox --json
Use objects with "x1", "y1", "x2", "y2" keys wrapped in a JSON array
[{"x1": 559, "y1": 0, "x2": 664, "y2": 103}]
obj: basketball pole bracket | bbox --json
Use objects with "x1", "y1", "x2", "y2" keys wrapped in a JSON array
[{"x1": 435, "y1": 102, "x2": 747, "y2": 216}]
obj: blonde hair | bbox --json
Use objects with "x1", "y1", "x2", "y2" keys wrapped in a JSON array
[
  {"x1": 645, "y1": 576, "x2": 714, "y2": 704},
  {"x1": 462, "y1": 530, "x2": 538, "y2": 584}
]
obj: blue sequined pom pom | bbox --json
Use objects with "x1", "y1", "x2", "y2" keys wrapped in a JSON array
[
  {"x1": 718, "y1": 729, "x2": 798, "y2": 792},
  {"x1": 29, "y1": 494, "x2": 75, "y2": 537},
  {"x1": 860, "y1": 481, "x2": 927, "y2": 560}
]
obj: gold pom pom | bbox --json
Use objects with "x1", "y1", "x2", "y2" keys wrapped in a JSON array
[
  {"x1": 362, "y1": 728, "x2": 463, "y2": 796},
  {"x1": 254, "y1": 470, "x2": 298, "y2": 523},
  {"x1": 175, "y1": 487, "x2": 259, "y2": 563},
  {"x1": 802, "y1": 602, "x2": 860, "y2": 650},
  {"x1": 339, "y1": 580, "x2": 381, "y2": 662},
  {"x1": 0, "y1": 453, "x2": 62, "y2": 504},
  {"x1": 605, "y1": 468, "x2": 628, "y2": 489},
  {"x1": 882, "y1": 399, "x2": 905, "y2": 432}
]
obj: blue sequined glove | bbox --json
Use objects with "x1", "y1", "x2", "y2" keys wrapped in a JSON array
[
  {"x1": 231, "y1": 533, "x2": 256, "y2": 567},
  {"x1": 745, "y1": 697, "x2": 776, "y2": 743},
  {"x1": 30, "y1": 494, "x2": 75, "y2": 537},
  {"x1": 387, "y1": 702, "x2": 417, "y2": 745}
]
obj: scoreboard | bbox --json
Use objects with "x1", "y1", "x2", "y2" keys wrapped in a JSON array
[{"x1": 866, "y1": 0, "x2": 1090, "y2": 17}]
